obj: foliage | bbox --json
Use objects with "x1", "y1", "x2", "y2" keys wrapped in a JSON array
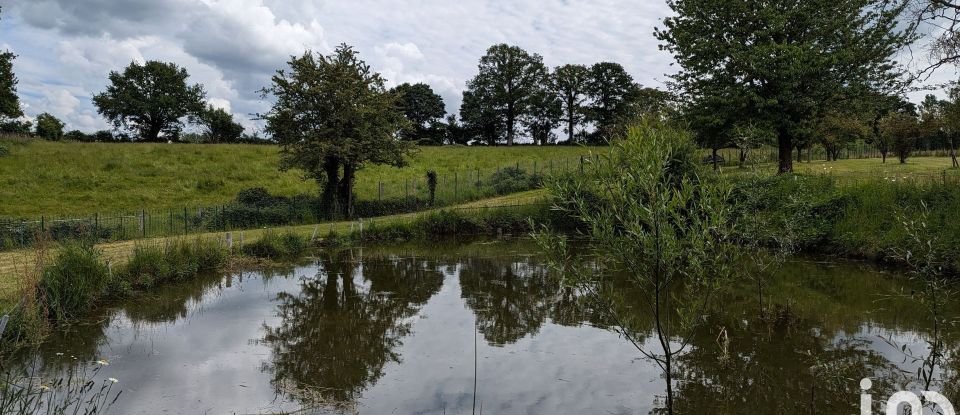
[
  {"x1": 425, "y1": 170, "x2": 437, "y2": 205},
  {"x1": 0, "y1": 119, "x2": 31, "y2": 135},
  {"x1": 731, "y1": 174, "x2": 848, "y2": 249},
  {"x1": 197, "y1": 105, "x2": 244, "y2": 143},
  {"x1": 656, "y1": 0, "x2": 915, "y2": 173},
  {"x1": 585, "y1": 62, "x2": 639, "y2": 143},
  {"x1": 816, "y1": 113, "x2": 869, "y2": 161},
  {"x1": 93, "y1": 60, "x2": 206, "y2": 142},
  {"x1": 391, "y1": 83, "x2": 446, "y2": 143},
  {"x1": 461, "y1": 44, "x2": 549, "y2": 145},
  {"x1": 553, "y1": 64, "x2": 591, "y2": 144},
  {"x1": 524, "y1": 78, "x2": 563, "y2": 145},
  {"x1": 40, "y1": 243, "x2": 111, "y2": 321},
  {"x1": 241, "y1": 231, "x2": 308, "y2": 259},
  {"x1": 880, "y1": 112, "x2": 922, "y2": 163},
  {"x1": 34, "y1": 112, "x2": 65, "y2": 141},
  {"x1": 262, "y1": 44, "x2": 412, "y2": 219},
  {"x1": 533, "y1": 121, "x2": 739, "y2": 415},
  {"x1": 0, "y1": 7, "x2": 20, "y2": 124},
  {"x1": 489, "y1": 166, "x2": 541, "y2": 195}
]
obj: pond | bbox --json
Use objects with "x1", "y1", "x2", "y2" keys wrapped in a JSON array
[{"x1": 7, "y1": 239, "x2": 959, "y2": 414}]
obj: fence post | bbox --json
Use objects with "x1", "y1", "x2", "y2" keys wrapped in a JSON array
[
  {"x1": 141, "y1": 209, "x2": 146, "y2": 238},
  {"x1": 455, "y1": 171, "x2": 458, "y2": 200},
  {"x1": 40, "y1": 215, "x2": 44, "y2": 233},
  {"x1": 120, "y1": 215, "x2": 125, "y2": 239},
  {"x1": 183, "y1": 207, "x2": 188, "y2": 235}
]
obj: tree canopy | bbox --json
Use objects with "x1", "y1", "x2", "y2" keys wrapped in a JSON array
[
  {"x1": 391, "y1": 83, "x2": 446, "y2": 143},
  {"x1": 462, "y1": 44, "x2": 549, "y2": 145},
  {"x1": 553, "y1": 64, "x2": 591, "y2": 143},
  {"x1": 34, "y1": 112, "x2": 65, "y2": 141},
  {"x1": 585, "y1": 62, "x2": 639, "y2": 143},
  {"x1": 198, "y1": 105, "x2": 244, "y2": 143},
  {"x1": 656, "y1": 0, "x2": 914, "y2": 172},
  {"x1": 93, "y1": 60, "x2": 206, "y2": 142},
  {"x1": 261, "y1": 44, "x2": 411, "y2": 218}
]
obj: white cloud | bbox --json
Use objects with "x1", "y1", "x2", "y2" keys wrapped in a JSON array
[{"x1": 3, "y1": 0, "x2": 954, "y2": 134}]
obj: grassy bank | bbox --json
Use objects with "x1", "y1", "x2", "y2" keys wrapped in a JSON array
[
  {"x1": 0, "y1": 138, "x2": 592, "y2": 217},
  {"x1": 731, "y1": 173, "x2": 960, "y2": 270}
]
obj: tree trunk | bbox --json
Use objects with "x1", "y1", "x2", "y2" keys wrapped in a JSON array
[
  {"x1": 951, "y1": 138, "x2": 959, "y2": 168},
  {"x1": 320, "y1": 158, "x2": 340, "y2": 220},
  {"x1": 506, "y1": 104, "x2": 515, "y2": 146},
  {"x1": 881, "y1": 150, "x2": 887, "y2": 164},
  {"x1": 712, "y1": 147, "x2": 719, "y2": 171},
  {"x1": 778, "y1": 132, "x2": 793, "y2": 174},
  {"x1": 567, "y1": 100, "x2": 575, "y2": 144},
  {"x1": 796, "y1": 146, "x2": 802, "y2": 163},
  {"x1": 338, "y1": 164, "x2": 356, "y2": 219}
]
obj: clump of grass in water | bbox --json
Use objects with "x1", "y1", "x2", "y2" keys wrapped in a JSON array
[
  {"x1": 242, "y1": 231, "x2": 308, "y2": 259},
  {"x1": 119, "y1": 238, "x2": 228, "y2": 290},
  {"x1": 39, "y1": 242, "x2": 111, "y2": 322}
]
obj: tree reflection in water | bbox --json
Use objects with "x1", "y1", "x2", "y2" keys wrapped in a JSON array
[{"x1": 260, "y1": 250, "x2": 443, "y2": 407}]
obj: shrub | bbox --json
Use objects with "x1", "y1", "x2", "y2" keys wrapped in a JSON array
[
  {"x1": 242, "y1": 231, "x2": 308, "y2": 259},
  {"x1": 489, "y1": 167, "x2": 541, "y2": 195},
  {"x1": 730, "y1": 174, "x2": 847, "y2": 250},
  {"x1": 0, "y1": 143, "x2": 9, "y2": 157},
  {"x1": 40, "y1": 243, "x2": 111, "y2": 321}
]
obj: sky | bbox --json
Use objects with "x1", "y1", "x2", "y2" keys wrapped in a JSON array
[{"x1": 0, "y1": 0, "x2": 956, "y2": 134}]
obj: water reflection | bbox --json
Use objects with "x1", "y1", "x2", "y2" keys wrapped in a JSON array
[
  {"x1": 261, "y1": 250, "x2": 444, "y2": 406},
  {"x1": 6, "y1": 241, "x2": 958, "y2": 414}
]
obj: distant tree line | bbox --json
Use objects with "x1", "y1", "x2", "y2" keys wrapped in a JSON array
[{"x1": 401, "y1": 44, "x2": 673, "y2": 146}]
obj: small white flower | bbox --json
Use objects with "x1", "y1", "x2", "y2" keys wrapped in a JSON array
[
  {"x1": 55, "y1": 353, "x2": 63, "y2": 356},
  {"x1": 108, "y1": 378, "x2": 119, "y2": 384},
  {"x1": 96, "y1": 359, "x2": 109, "y2": 366},
  {"x1": 39, "y1": 385, "x2": 50, "y2": 391}
]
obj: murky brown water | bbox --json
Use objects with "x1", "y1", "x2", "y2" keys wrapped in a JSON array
[{"x1": 9, "y1": 240, "x2": 959, "y2": 414}]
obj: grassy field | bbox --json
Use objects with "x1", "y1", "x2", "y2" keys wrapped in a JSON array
[{"x1": 0, "y1": 138, "x2": 595, "y2": 217}]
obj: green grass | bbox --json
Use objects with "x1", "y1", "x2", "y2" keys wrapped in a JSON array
[{"x1": 0, "y1": 139, "x2": 595, "y2": 217}]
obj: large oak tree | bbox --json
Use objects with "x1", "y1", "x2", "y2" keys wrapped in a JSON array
[
  {"x1": 93, "y1": 60, "x2": 206, "y2": 142},
  {"x1": 261, "y1": 44, "x2": 411, "y2": 219},
  {"x1": 462, "y1": 44, "x2": 548, "y2": 145},
  {"x1": 656, "y1": 0, "x2": 914, "y2": 173}
]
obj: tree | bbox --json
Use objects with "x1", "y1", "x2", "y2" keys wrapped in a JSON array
[
  {"x1": 939, "y1": 87, "x2": 960, "y2": 168},
  {"x1": 391, "y1": 83, "x2": 446, "y2": 143},
  {"x1": 553, "y1": 64, "x2": 591, "y2": 144},
  {"x1": 816, "y1": 113, "x2": 869, "y2": 161},
  {"x1": 656, "y1": 0, "x2": 914, "y2": 173},
  {"x1": 198, "y1": 105, "x2": 244, "y2": 143},
  {"x1": 464, "y1": 44, "x2": 548, "y2": 145},
  {"x1": 34, "y1": 113, "x2": 65, "y2": 141},
  {"x1": 261, "y1": 44, "x2": 412, "y2": 219},
  {"x1": 459, "y1": 88, "x2": 503, "y2": 145},
  {"x1": 0, "y1": 7, "x2": 21, "y2": 126},
  {"x1": 442, "y1": 114, "x2": 469, "y2": 145},
  {"x1": 93, "y1": 60, "x2": 206, "y2": 142},
  {"x1": 534, "y1": 121, "x2": 738, "y2": 415},
  {"x1": 880, "y1": 112, "x2": 922, "y2": 163},
  {"x1": 524, "y1": 76, "x2": 562, "y2": 145},
  {"x1": 585, "y1": 62, "x2": 638, "y2": 143}
]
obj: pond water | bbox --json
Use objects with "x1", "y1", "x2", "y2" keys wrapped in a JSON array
[{"x1": 8, "y1": 239, "x2": 960, "y2": 414}]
